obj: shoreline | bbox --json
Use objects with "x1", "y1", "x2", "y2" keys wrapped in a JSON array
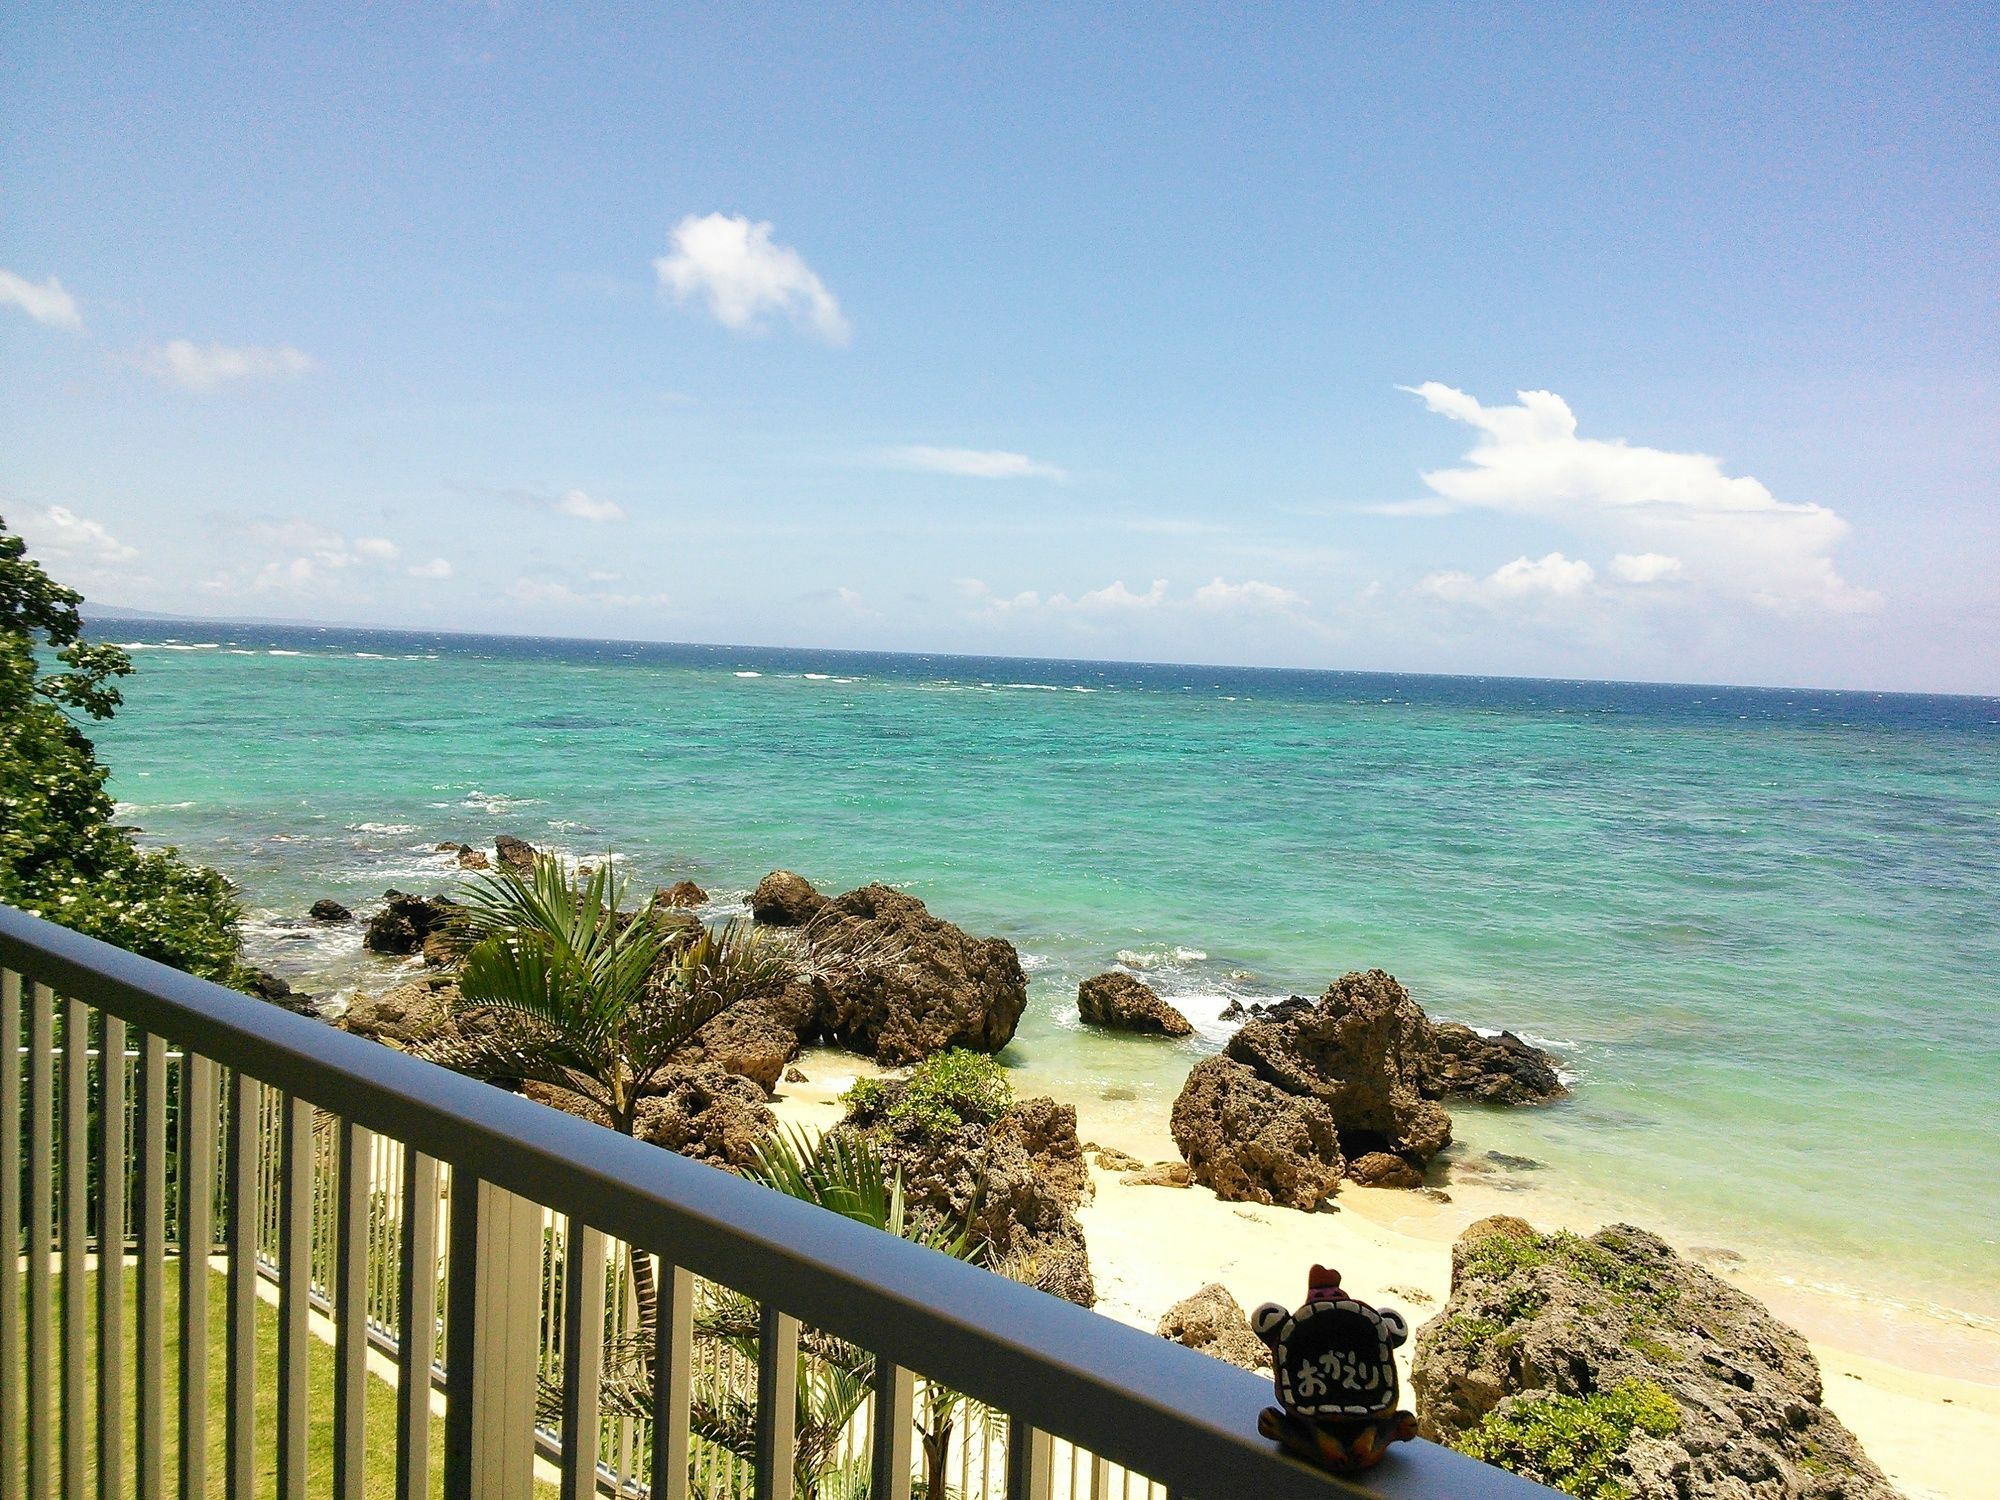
[{"x1": 768, "y1": 1044, "x2": 2000, "y2": 1500}]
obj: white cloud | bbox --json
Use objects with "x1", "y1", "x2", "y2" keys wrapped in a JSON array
[
  {"x1": 353, "y1": 537, "x2": 400, "y2": 561},
  {"x1": 654, "y1": 213, "x2": 850, "y2": 344},
  {"x1": 0, "y1": 270, "x2": 83, "y2": 330},
  {"x1": 552, "y1": 488, "x2": 627, "y2": 523},
  {"x1": 132, "y1": 340, "x2": 316, "y2": 392},
  {"x1": 1610, "y1": 552, "x2": 1683, "y2": 585},
  {"x1": 406, "y1": 558, "x2": 454, "y2": 580},
  {"x1": 229, "y1": 520, "x2": 419, "y2": 595},
  {"x1": 1193, "y1": 577, "x2": 1309, "y2": 612},
  {"x1": 1404, "y1": 383, "x2": 1876, "y2": 614},
  {"x1": 1420, "y1": 552, "x2": 1596, "y2": 605},
  {"x1": 881, "y1": 446, "x2": 1068, "y2": 481},
  {"x1": 18, "y1": 506, "x2": 137, "y2": 565},
  {"x1": 1075, "y1": 578, "x2": 1167, "y2": 611},
  {"x1": 511, "y1": 578, "x2": 668, "y2": 609}
]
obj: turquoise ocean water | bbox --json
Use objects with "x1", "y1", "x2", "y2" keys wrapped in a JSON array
[{"x1": 86, "y1": 620, "x2": 2000, "y2": 1328}]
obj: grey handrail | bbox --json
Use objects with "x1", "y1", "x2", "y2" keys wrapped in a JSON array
[{"x1": 0, "y1": 903, "x2": 1552, "y2": 1500}]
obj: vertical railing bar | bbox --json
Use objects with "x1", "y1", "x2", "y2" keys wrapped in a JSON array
[
  {"x1": 754, "y1": 1304, "x2": 799, "y2": 1500},
  {"x1": 560, "y1": 1223, "x2": 607, "y2": 1500},
  {"x1": 276, "y1": 1097, "x2": 313, "y2": 1500},
  {"x1": 26, "y1": 980, "x2": 55, "y2": 1500},
  {"x1": 0, "y1": 971, "x2": 21, "y2": 1498},
  {"x1": 396, "y1": 1149, "x2": 440, "y2": 1500},
  {"x1": 96, "y1": 1012, "x2": 128, "y2": 1500},
  {"x1": 650, "y1": 1259, "x2": 695, "y2": 1500},
  {"x1": 442, "y1": 1166, "x2": 481, "y2": 1500},
  {"x1": 333, "y1": 1118, "x2": 370, "y2": 1500},
  {"x1": 1007, "y1": 1420, "x2": 1052, "y2": 1500},
  {"x1": 178, "y1": 1053, "x2": 217, "y2": 1500},
  {"x1": 224, "y1": 1071, "x2": 259, "y2": 1499},
  {"x1": 134, "y1": 1031, "x2": 166, "y2": 1500},
  {"x1": 61, "y1": 996, "x2": 90, "y2": 1500},
  {"x1": 870, "y1": 1358, "x2": 915, "y2": 1500}
]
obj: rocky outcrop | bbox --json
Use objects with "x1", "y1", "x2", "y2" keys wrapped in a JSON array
[
  {"x1": 850, "y1": 1085, "x2": 1096, "y2": 1307},
  {"x1": 1426, "y1": 1023, "x2": 1567, "y2": 1106},
  {"x1": 1169, "y1": 1056, "x2": 1344, "y2": 1209},
  {"x1": 1077, "y1": 972, "x2": 1194, "y2": 1037},
  {"x1": 1121, "y1": 1161, "x2": 1194, "y2": 1188},
  {"x1": 652, "y1": 880, "x2": 709, "y2": 910},
  {"x1": 1413, "y1": 1217, "x2": 1897, "y2": 1500},
  {"x1": 308, "y1": 898, "x2": 352, "y2": 922},
  {"x1": 362, "y1": 890, "x2": 461, "y2": 955},
  {"x1": 494, "y1": 833, "x2": 536, "y2": 874},
  {"x1": 1227, "y1": 970, "x2": 1453, "y2": 1165},
  {"x1": 683, "y1": 981, "x2": 818, "y2": 1094},
  {"x1": 809, "y1": 884, "x2": 1028, "y2": 1063},
  {"x1": 750, "y1": 870, "x2": 826, "y2": 926},
  {"x1": 1348, "y1": 1151, "x2": 1426, "y2": 1189},
  {"x1": 243, "y1": 968, "x2": 319, "y2": 1016},
  {"x1": 634, "y1": 1063, "x2": 777, "y2": 1172},
  {"x1": 1157, "y1": 1284, "x2": 1269, "y2": 1372}
]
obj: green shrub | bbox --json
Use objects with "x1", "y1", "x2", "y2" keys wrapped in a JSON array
[
  {"x1": 1459, "y1": 1380, "x2": 1682, "y2": 1500},
  {"x1": 842, "y1": 1050, "x2": 1012, "y2": 1138},
  {"x1": 1, "y1": 518, "x2": 245, "y2": 983}
]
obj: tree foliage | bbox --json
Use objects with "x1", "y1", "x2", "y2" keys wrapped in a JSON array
[{"x1": 0, "y1": 515, "x2": 244, "y2": 979}]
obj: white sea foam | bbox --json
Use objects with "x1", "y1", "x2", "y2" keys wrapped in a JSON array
[
  {"x1": 1172, "y1": 946, "x2": 1207, "y2": 962},
  {"x1": 225, "y1": 649, "x2": 257, "y2": 655},
  {"x1": 460, "y1": 789, "x2": 540, "y2": 813},
  {"x1": 734, "y1": 671, "x2": 763, "y2": 678},
  {"x1": 803, "y1": 673, "x2": 832, "y2": 680},
  {"x1": 353, "y1": 652, "x2": 389, "y2": 659},
  {"x1": 1114, "y1": 949, "x2": 1160, "y2": 969},
  {"x1": 267, "y1": 649, "x2": 303, "y2": 656},
  {"x1": 347, "y1": 822, "x2": 418, "y2": 835}
]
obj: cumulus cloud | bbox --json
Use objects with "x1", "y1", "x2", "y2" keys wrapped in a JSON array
[
  {"x1": 1611, "y1": 552, "x2": 1683, "y2": 585},
  {"x1": 1404, "y1": 384, "x2": 1876, "y2": 614},
  {"x1": 654, "y1": 213, "x2": 850, "y2": 344},
  {"x1": 227, "y1": 520, "x2": 421, "y2": 595},
  {"x1": 881, "y1": 446, "x2": 1068, "y2": 481},
  {"x1": 0, "y1": 270, "x2": 83, "y2": 330},
  {"x1": 553, "y1": 488, "x2": 627, "y2": 523},
  {"x1": 1420, "y1": 552, "x2": 1596, "y2": 605},
  {"x1": 132, "y1": 340, "x2": 316, "y2": 392},
  {"x1": 1193, "y1": 577, "x2": 1309, "y2": 612},
  {"x1": 18, "y1": 506, "x2": 137, "y2": 565}
]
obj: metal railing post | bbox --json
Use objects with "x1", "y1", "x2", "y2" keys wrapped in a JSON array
[
  {"x1": 0, "y1": 970, "x2": 21, "y2": 1495},
  {"x1": 444, "y1": 1174, "x2": 541, "y2": 1500}
]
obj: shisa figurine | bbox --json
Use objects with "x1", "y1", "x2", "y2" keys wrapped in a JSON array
[{"x1": 1252, "y1": 1266, "x2": 1419, "y2": 1474}]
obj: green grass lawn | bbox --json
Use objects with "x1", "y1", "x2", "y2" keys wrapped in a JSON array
[{"x1": 9, "y1": 1259, "x2": 556, "y2": 1498}]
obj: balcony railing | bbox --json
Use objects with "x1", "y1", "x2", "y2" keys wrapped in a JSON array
[{"x1": 2, "y1": 903, "x2": 1552, "y2": 1500}]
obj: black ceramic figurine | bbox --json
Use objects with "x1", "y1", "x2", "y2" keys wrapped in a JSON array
[{"x1": 1252, "y1": 1265, "x2": 1419, "y2": 1473}]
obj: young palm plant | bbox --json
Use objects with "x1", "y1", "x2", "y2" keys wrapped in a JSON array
[
  {"x1": 580, "y1": 1126, "x2": 988, "y2": 1500},
  {"x1": 417, "y1": 853, "x2": 806, "y2": 1330}
]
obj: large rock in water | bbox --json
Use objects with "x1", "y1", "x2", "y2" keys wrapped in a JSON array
[
  {"x1": 494, "y1": 833, "x2": 536, "y2": 874},
  {"x1": 1413, "y1": 1217, "x2": 1897, "y2": 1500},
  {"x1": 809, "y1": 884, "x2": 1028, "y2": 1063},
  {"x1": 1077, "y1": 972, "x2": 1194, "y2": 1036},
  {"x1": 1169, "y1": 1056, "x2": 1344, "y2": 1209},
  {"x1": 634, "y1": 1063, "x2": 776, "y2": 1172},
  {"x1": 1227, "y1": 970, "x2": 1453, "y2": 1164},
  {"x1": 1426, "y1": 1023, "x2": 1567, "y2": 1106},
  {"x1": 363, "y1": 891, "x2": 461, "y2": 955},
  {"x1": 1157, "y1": 1284, "x2": 1270, "y2": 1372},
  {"x1": 750, "y1": 870, "x2": 827, "y2": 926}
]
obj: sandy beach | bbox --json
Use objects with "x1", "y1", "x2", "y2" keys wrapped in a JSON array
[{"x1": 773, "y1": 1046, "x2": 2000, "y2": 1500}]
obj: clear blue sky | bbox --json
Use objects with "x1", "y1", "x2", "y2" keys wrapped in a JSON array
[{"x1": 3, "y1": 3, "x2": 1995, "y2": 691}]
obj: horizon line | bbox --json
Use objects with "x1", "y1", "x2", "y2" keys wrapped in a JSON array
[{"x1": 77, "y1": 601, "x2": 2000, "y2": 705}]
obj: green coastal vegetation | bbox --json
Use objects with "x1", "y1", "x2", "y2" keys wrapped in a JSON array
[{"x1": 1, "y1": 515, "x2": 244, "y2": 983}]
